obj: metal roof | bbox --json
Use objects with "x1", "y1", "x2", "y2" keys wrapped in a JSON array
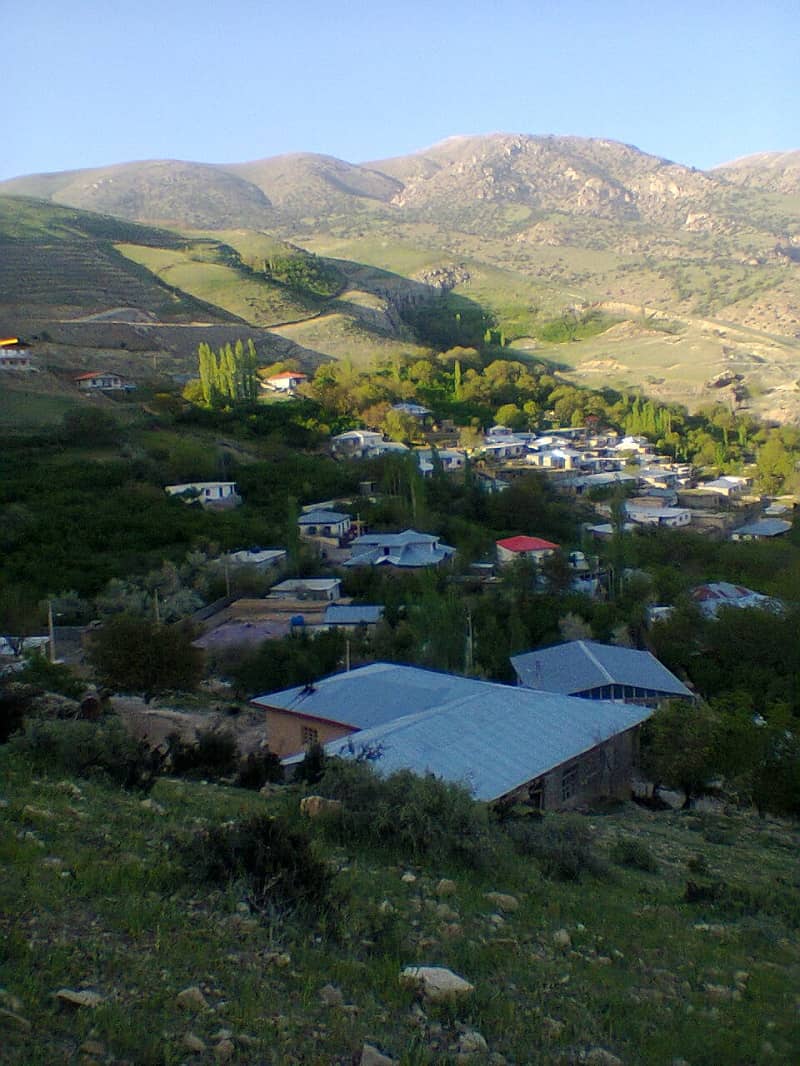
[
  {"x1": 323, "y1": 604, "x2": 384, "y2": 625},
  {"x1": 282, "y1": 673, "x2": 652, "y2": 801},
  {"x1": 297, "y1": 510, "x2": 350, "y2": 524},
  {"x1": 497, "y1": 535, "x2": 560, "y2": 552},
  {"x1": 511, "y1": 640, "x2": 691, "y2": 698},
  {"x1": 254, "y1": 662, "x2": 489, "y2": 730},
  {"x1": 732, "y1": 519, "x2": 792, "y2": 538}
]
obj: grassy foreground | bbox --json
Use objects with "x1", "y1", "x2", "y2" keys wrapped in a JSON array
[{"x1": 1, "y1": 752, "x2": 798, "y2": 1065}]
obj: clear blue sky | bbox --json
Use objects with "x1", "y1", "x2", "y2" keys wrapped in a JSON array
[{"x1": 4, "y1": 0, "x2": 797, "y2": 181}]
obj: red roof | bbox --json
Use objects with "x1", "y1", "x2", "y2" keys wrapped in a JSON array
[
  {"x1": 74, "y1": 371, "x2": 117, "y2": 380},
  {"x1": 268, "y1": 371, "x2": 307, "y2": 381},
  {"x1": 497, "y1": 535, "x2": 560, "y2": 553}
]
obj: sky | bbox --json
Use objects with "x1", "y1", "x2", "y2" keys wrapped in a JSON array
[{"x1": 3, "y1": 0, "x2": 798, "y2": 181}]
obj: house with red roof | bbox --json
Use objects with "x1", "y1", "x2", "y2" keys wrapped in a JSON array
[
  {"x1": 74, "y1": 371, "x2": 131, "y2": 391},
  {"x1": 496, "y1": 535, "x2": 560, "y2": 566},
  {"x1": 262, "y1": 371, "x2": 308, "y2": 393}
]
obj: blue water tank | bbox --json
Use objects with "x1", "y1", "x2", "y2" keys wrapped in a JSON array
[{"x1": 290, "y1": 615, "x2": 305, "y2": 627}]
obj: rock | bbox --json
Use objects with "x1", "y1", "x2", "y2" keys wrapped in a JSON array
[
  {"x1": 401, "y1": 872, "x2": 417, "y2": 884},
  {"x1": 542, "y1": 1016, "x2": 565, "y2": 1040},
  {"x1": 360, "y1": 1043, "x2": 397, "y2": 1066},
  {"x1": 263, "y1": 951, "x2": 291, "y2": 967},
  {"x1": 42, "y1": 856, "x2": 65, "y2": 869},
  {"x1": 55, "y1": 989, "x2": 105, "y2": 1009},
  {"x1": 319, "y1": 983, "x2": 343, "y2": 1007},
  {"x1": 435, "y1": 903, "x2": 458, "y2": 921},
  {"x1": 0, "y1": 1008, "x2": 32, "y2": 1031},
  {"x1": 484, "y1": 892, "x2": 520, "y2": 912},
  {"x1": 552, "y1": 928, "x2": 572, "y2": 950},
  {"x1": 23, "y1": 805, "x2": 54, "y2": 821},
  {"x1": 458, "y1": 1030, "x2": 488, "y2": 1054},
  {"x1": 299, "y1": 795, "x2": 342, "y2": 818},
  {"x1": 56, "y1": 780, "x2": 83, "y2": 799},
  {"x1": 183, "y1": 1032, "x2": 207, "y2": 1053},
  {"x1": 140, "y1": 798, "x2": 166, "y2": 815},
  {"x1": 176, "y1": 986, "x2": 209, "y2": 1010},
  {"x1": 79, "y1": 1041, "x2": 106, "y2": 1056},
  {"x1": 399, "y1": 966, "x2": 474, "y2": 1003},
  {"x1": 584, "y1": 1049, "x2": 624, "y2": 1066},
  {"x1": 215, "y1": 1038, "x2": 235, "y2": 1061},
  {"x1": 441, "y1": 923, "x2": 463, "y2": 939},
  {"x1": 436, "y1": 878, "x2": 457, "y2": 896},
  {"x1": 378, "y1": 899, "x2": 395, "y2": 915},
  {"x1": 212, "y1": 1029, "x2": 233, "y2": 1041},
  {"x1": 488, "y1": 913, "x2": 505, "y2": 927}
]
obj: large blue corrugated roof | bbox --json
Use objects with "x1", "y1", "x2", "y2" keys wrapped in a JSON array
[
  {"x1": 511, "y1": 640, "x2": 691, "y2": 698},
  {"x1": 281, "y1": 674, "x2": 652, "y2": 801},
  {"x1": 253, "y1": 662, "x2": 484, "y2": 729}
]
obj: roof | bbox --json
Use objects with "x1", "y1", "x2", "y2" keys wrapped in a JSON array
[
  {"x1": 323, "y1": 604, "x2": 384, "y2": 626},
  {"x1": 345, "y1": 530, "x2": 455, "y2": 568},
  {"x1": 690, "y1": 581, "x2": 781, "y2": 616},
  {"x1": 254, "y1": 662, "x2": 485, "y2": 730},
  {"x1": 74, "y1": 371, "x2": 122, "y2": 381},
  {"x1": 270, "y1": 578, "x2": 341, "y2": 593},
  {"x1": 278, "y1": 666, "x2": 652, "y2": 801},
  {"x1": 497, "y1": 536, "x2": 560, "y2": 553},
  {"x1": 510, "y1": 640, "x2": 692, "y2": 699},
  {"x1": 731, "y1": 519, "x2": 792, "y2": 538},
  {"x1": 297, "y1": 510, "x2": 350, "y2": 524},
  {"x1": 268, "y1": 371, "x2": 307, "y2": 380}
]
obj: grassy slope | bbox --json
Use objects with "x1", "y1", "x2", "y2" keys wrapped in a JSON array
[{"x1": 1, "y1": 750, "x2": 798, "y2": 1065}]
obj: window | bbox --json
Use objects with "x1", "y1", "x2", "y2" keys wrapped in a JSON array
[
  {"x1": 561, "y1": 764, "x2": 579, "y2": 802},
  {"x1": 301, "y1": 725, "x2": 319, "y2": 746}
]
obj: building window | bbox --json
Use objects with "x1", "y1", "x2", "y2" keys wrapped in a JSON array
[
  {"x1": 301, "y1": 726, "x2": 319, "y2": 746},
  {"x1": 561, "y1": 764, "x2": 579, "y2": 802}
]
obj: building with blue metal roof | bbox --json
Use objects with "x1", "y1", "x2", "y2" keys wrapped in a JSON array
[
  {"x1": 275, "y1": 663, "x2": 652, "y2": 807},
  {"x1": 511, "y1": 640, "x2": 692, "y2": 705}
]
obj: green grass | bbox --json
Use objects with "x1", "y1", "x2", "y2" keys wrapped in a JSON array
[
  {"x1": 0, "y1": 388, "x2": 82, "y2": 429},
  {"x1": 1, "y1": 745, "x2": 798, "y2": 1065}
]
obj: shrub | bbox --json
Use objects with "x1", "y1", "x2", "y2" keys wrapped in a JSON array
[
  {"x1": 315, "y1": 758, "x2": 498, "y2": 870},
  {"x1": 166, "y1": 729, "x2": 239, "y2": 779},
  {"x1": 7, "y1": 718, "x2": 162, "y2": 791},
  {"x1": 15, "y1": 656, "x2": 85, "y2": 701},
  {"x1": 610, "y1": 838, "x2": 659, "y2": 873},
  {"x1": 236, "y1": 749, "x2": 283, "y2": 790},
  {"x1": 187, "y1": 814, "x2": 340, "y2": 920},
  {"x1": 505, "y1": 815, "x2": 609, "y2": 881},
  {"x1": 0, "y1": 681, "x2": 35, "y2": 743}
]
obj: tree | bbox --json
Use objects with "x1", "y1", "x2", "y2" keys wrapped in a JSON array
[
  {"x1": 197, "y1": 339, "x2": 259, "y2": 408},
  {"x1": 641, "y1": 700, "x2": 721, "y2": 807},
  {"x1": 87, "y1": 616, "x2": 203, "y2": 702}
]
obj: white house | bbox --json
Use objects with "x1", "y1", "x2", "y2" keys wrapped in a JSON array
[
  {"x1": 261, "y1": 370, "x2": 308, "y2": 392},
  {"x1": 730, "y1": 518, "x2": 792, "y2": 541},
  {"x1": 269, "y1": 578, "x2": 342, "y2": 602},
  {"x1": 496, "y1": 535, "x2": 560, "y2": 566},
  {"x1": 625, "y1": 503, "x2": 691, "y2": 528},
  {"x1": 297, "y1": 509, "x2": 352, "y2": 540},
  {"x1": 415, "y1": 448, "x2": 467, "y2": 474},
  {"x1": 331, "y1": 429, "x2": 385, "y2": 457},
  {"x1": 74, "y1": 372, "x2": 131, "y2": 391},
  {"x1": 217, "y1": 548, "x2": 287, "y2": 571},
  {"x1": 0, "y1": 342, "x2": 34, "y2": 371},
  {"x1": 165, "y1": 481, "x2": 240, "y2": 508},
  {"x1": 702, "y1": 475, "x2": 751, "y2": 497}
]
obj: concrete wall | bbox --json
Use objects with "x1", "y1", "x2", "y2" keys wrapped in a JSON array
[{"x1": 262, "y1": 706, "x2": 353, "y2": 758}]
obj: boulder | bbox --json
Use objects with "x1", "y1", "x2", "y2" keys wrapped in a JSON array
[
  {"x1": 484, "y1": 892, "x2": 520, "y2": 912},
  {"x1": 399, "y1": 966, "x2": 474, "y2": 1003},
  {"x1": 299, "y1": 795, "x2": 343, "y2": 818}
]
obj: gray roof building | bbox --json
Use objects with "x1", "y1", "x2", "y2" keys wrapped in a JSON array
[
  {"x1": 344, "y1": 530, "x2": 455, "y2": 569},
  {"x1": 278, "y1": 663, "x2": 651, "y2": 803},
  {"x1": 731, "y1": 518, "x2": 792, "y2": 540},
  {"x1": 511, "y1": 640, "x2": 692, "y2": 703},
  {"x1": 323, "y1": 604, "x2": 384, "y2": 627}
]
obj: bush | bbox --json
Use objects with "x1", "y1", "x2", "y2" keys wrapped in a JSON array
[
  {"x1": 609, "y1": 838, "x2": 659, "y2": 873},
  {"x1": 0, "y1": 681, "x2": 35, "y2": 743},
  {"x1": 166, "y1": 729, "x2": 239, "y2": 779},
  {"x1": 15, "y1": 656, "x2": 85, "y2": 701},
  {"x1": 315, "y1": 758, "x2": 498, "y2": 870},
  {"x1": 236, "y1": 749, "x2": 283, "y2": 790},
  {"x1": 7, "y1": 718, "x2": 162, "y2": 791},
  {"x1": 187, "y1": 814, "x2": 340, "y2": 920},
  {"x1": 505, "y1": 815, "x2": 609, "y2": 881}
]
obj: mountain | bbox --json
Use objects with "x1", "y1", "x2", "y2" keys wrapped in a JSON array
[{"x1": 2, "y1": 135, "x2": 800, "y2": 421}]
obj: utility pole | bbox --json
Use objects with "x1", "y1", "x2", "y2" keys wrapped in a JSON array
[
  {"x1": 47, "y1": 600, "x2": 56, "y2": 664},
  {"x1": 153, "y1": 590, "x2": 161, "y2": 626},
  {"x1": 465, "y1": 608, "x2": 474, "y2": 675}
]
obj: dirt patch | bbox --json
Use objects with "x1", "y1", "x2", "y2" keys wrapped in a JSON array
[{"x1": 112, "y1": 696, "x2": 268, "y2": 757}]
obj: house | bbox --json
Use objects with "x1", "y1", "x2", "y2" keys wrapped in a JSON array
[
  {"x1": 269, "y1": 578, "x2": 342, "y2": 602},
  {"x1": 345, "y1": 530, "x2": 456, "y2": 569},
  {"x1": 270, "y1": 662, "x2": 652, "y2": 808},
  {"x1": 625, "y1": 503, "x2": 692, "y2": 529},
  {"x1": 391, "y1": 402, "x2": 431, "y2": 419},
  {"x1": 322, "y1": 604, "x2": 384, "y2": 630},
  {"x1": 480, "y1": 437, "x2": 528, "y2": 461},
  {"x1": 261, "y1": 371, "x2": 307, "y2": 393},
  {"x1": 730, "y1": 518, "x2": 792, "y2": 541},
  {"x1": 414, "y1": 448, "x2": 467, "y2": 474},
  {"x1": 0, "y1": 340, "x2": 34, "y2": 371},
  {"x1": 74, "y1": 372, "x2": 131, "y2": 391},
  {"x1": 216, "y1": 548, "x2": 287, "y2": 571},
  {"x1": 511, "y1": 640, "x2": 692, "y2": 707},
  {"x1": 165, "y1": 481, "x2": 240, "y2": 508},
  {"x1": 701, "y1": 476, "x2": 751, "y2": 498},
  {"x1": 297, "y1": 510, "x2": 352, "y2": 541},
  {"x1": 496, "y1": 535, "x2": 560, "y2": 566},
  {"x1": 691, "y1": 581, "x2": 782, "y2": 617},
  {"x1": 331, "y1": 429, "x2": 385, "y2": 457}
]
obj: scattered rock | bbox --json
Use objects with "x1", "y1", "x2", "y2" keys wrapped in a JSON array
[
  {"x1": 55, "y1": 988, "x2": 105, "y2": 1009},
  {"x1": 299, "y1": 795, "x2": 342, "y2": 818},
  {"x1": 55, "y1": 780, "x2": 83, "y2": 799},
  {"x1": 441, "y1": 923, "x2": 463, "y2": 939},
  {"x1": 457, "y1": 1029, "x2": 488, "y2": 1054},
  {"x1": 583, "y1": 1049, "x2": 624, "y2": 1066},
  {"x1": 215, "y1": 1038, "x2": 235, "y2": 1061},
  {"x1": 79, "y1": 1041, "x2": 106, "y2": 1056},
  {"x1": 399, "y1": 966, "x2": 474, "y2": 1003},
  {"x1": 360, "y1": 1043, "x2": 397, "y2": 1066},
  {"x1": 435, "y1": 903, "x2": 459, "y2": 921},
  {"x1": 176, "y1": 986, "x2": 209, "y2": 1010},
  {"x1": 552, "y1": 928, "x2": 572, "y2": 950},
  {"x1": 0, "y1": 1008, "x2": 32, "y2": 1032},
  {"x1": 263, "y1": 951, "x2": 291, "y2": 967},
  {"x1": 542, "y1": 1016, "x2": 565, "y2": 1040},
  {"x1": 484, "y1": 892, "x2": 520, "y2": 912},
  {"x1": 140, "y1": 798, "x2": 166, "y2": 815},
  {"x1": 22, "y1": 805, "x2": 54, "y2": 821},
  {"x1": 319, "y1": 983, "x2": 344, "y2": 1007},
  {"x1": 401, "y1": 872, "x2": 417, "y2": 884},
  {"x1": 378, "y1": 899, "x2": 395, "y2": 915},
  {"x1": 183, "y1": 1032, "x2": 207, "y2": 1053},
  {"x1": 436, "y1": 878, "x2": 457, "y2": 896}
]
